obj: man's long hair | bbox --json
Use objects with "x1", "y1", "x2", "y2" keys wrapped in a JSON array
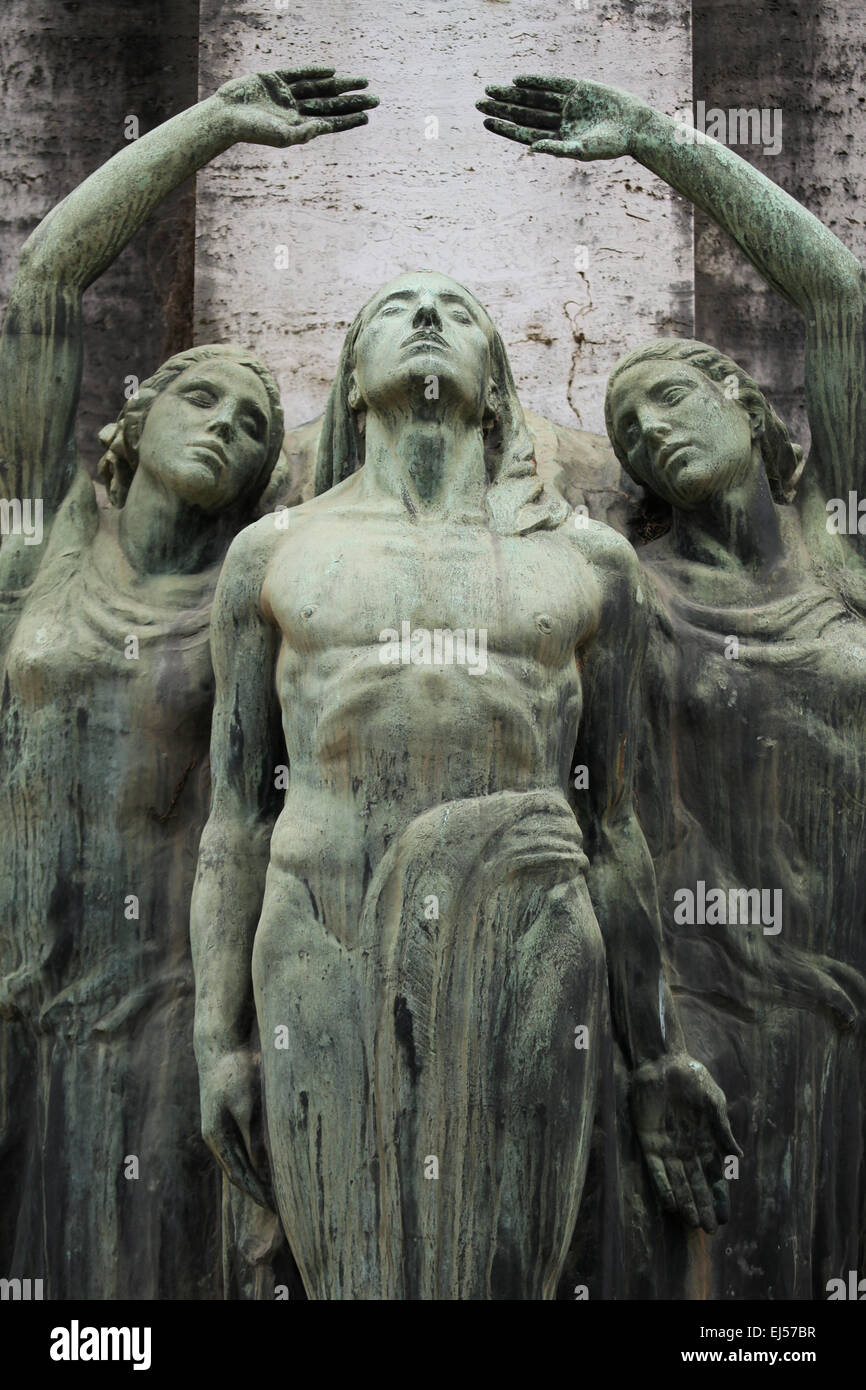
[{"x1": 314, "y1": 278, "x2": 568, "y2": 536}]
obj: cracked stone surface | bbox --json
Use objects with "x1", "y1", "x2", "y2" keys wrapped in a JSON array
[{"x1": 193, "y1": 0, "x2": 693, "y2": 437}]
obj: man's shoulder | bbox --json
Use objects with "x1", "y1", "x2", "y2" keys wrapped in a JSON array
[
  {"x1": 225, "y1": 511, "x2": 280, "y2": 564},
  {"x1": 566, "y1": 515, "x2": 640, "y2": 581},
  {"x1": 219, "y1": 511, "x2": 296, "y2": 602},
  {"x1": 223, "y1": 482, "x2": 362, "y2": 598},
  {"x1": 561, "y1": 516, "x2": 649, "y2": 631}
]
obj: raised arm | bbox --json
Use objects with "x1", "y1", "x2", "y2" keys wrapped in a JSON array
[
  {"x1": 0, "y1": 67, "x2": 377, "y2": 527},
  {"x1": 479, "y1": 77, "x2": 866, "y2": 510},
  {"x1": 571, "y1": 522, "x2": 739, "y2": 1231},
  {"x1": 190, "y1": 519, "x2": 285, "y2": 1209}
]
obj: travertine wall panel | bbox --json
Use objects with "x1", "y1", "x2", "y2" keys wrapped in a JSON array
[{"x1": 194, "y1": 0, "x2": 694, "y2": 436}]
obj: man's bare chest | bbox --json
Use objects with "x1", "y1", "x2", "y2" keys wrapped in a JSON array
[{"x1": 264, "y1": 512, "x2": 599, "y2": 667}]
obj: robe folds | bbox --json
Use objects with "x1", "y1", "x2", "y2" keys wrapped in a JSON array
[{"x1": 255, "y1": 787, "x2": 609, "y2": 1300}]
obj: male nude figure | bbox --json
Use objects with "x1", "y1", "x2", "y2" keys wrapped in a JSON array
[{"x1": 191, "y1": 270, "x2": 738, "y2": 1300}]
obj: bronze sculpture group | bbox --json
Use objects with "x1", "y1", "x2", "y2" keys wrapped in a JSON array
[{"x1": 0, "y1": 64, "x2": 863, "y2": 1300}]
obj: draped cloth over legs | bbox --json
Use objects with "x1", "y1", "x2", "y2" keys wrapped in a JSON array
[{"x1": 257, "y1": 788, "x2": 608, "y2": 1300}]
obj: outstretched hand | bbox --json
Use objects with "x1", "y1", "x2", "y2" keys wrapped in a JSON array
[
  {"x1": 630, "y1": 1053, "x2": 743, "y2": 1233},
  {"x1": 477, "y1": 75, "x2": 649, "y2": 161},
  {"x1": 217, "y1": 67, "x2": 378, "y2": 148}
]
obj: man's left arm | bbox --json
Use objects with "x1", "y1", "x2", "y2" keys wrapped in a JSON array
[{"x1": 571, "y1": 522, "x2": 741, "y2": 1232}]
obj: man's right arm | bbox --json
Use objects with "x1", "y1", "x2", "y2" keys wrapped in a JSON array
[{"x1": 190, "y1": 518, "x2": 284, "y2": 1209}]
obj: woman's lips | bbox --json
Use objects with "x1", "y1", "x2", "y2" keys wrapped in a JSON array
[
  {"x1": 657, "y1": 443, "x2": 690, "y2": 472},
  {"x1": 188, "y1": 441, "x2": 226, "y2": 475}
]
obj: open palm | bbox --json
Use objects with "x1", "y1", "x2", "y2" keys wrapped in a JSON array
[
  {"x1": 478, "y1": 74, "x2": 648, "y2": 161},
  {"x1": 631, "y1": 1053, "x2": 743, "y2": 1233},
  {"x1": 218, "y1": 67, "x2": 378, "y2": 148}
]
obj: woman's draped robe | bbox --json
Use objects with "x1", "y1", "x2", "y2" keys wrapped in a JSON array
[
  {"x1": 0, "y1": 473, "x2": 226, "y2": 1297},
  {"x1": 626, "y1": 539, "x2": 866, "y2": 1299}
]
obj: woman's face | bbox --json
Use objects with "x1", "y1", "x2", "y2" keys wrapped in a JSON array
[
  {"x1": 136, "y1": 360, "x2": 272, "y2": 512},
  {"x1": 607, "y1": 360, "x2": 756, "y2": 510}
]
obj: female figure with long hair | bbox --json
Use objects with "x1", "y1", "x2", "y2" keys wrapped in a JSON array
[
  {"x1": 480, "y1": 74, "x2": 866, "y2": 1298},
  {"x1": 0, "y1": 65, "x2": 377, "y2": 1298}
]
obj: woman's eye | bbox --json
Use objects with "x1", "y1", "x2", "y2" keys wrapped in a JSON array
[
  {"x1": 185, "y1": 389, "x2": 215, "y2": 407},
  {"x1": 663, "y1": 388, "x2": 687, "y2": 405},
  {"x1": 243, "y1": 417, "x2": 264, "y2": 438},
  {"x1": 452, "y1": 312, "x2": 471, "y2": 324}
]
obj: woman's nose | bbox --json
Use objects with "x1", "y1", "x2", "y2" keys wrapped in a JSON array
[
  {"x1": 205, "y1": 401, "x2": 235, "y2": 437},
  {"x1": 637, "y1": 409, "x2": 671, "y2": 445}
]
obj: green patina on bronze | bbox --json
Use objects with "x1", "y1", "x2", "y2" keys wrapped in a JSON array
[{"x1": 2, "y1": 65, "x2": 864, "y2": 1303}]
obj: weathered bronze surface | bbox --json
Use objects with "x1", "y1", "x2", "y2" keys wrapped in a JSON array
[
  {"x1": 1, "y1": 66, "x2": 864, "y2": 1302},
  {"x1": 481, "y1": 74, "x2": 866, "y2": 1298}
]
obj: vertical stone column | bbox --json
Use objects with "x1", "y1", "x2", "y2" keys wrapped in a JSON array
[
  {"x1": 0, "y1": 0, "x2": 199, "y2": 459},
  {"x1": 194, "y1": 0, "x2": 693, "y2": 438},
  {"x1": 693, "y1": 0, "x2": 866, "y2": 449}
]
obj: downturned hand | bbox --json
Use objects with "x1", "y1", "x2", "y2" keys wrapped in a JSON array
[
  {"x1": 477, "y1": 75, "x2": 649, "y2": 161},
  {"x1": 216, "y1": 67, "x2": 379, "y2": 148},
  {"x1": 199, "y1": 1047, "x2": 275, "y2": 1210},
  {"x1": 630, "y1": 1052, "x2": 743, "y2": 1233}
]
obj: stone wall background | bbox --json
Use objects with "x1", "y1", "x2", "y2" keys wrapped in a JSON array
[
  {"x1": 194, "y1": 0, "x2": 693, "y2": 438},
  {"x1": 1, "y1": 2, "x2": 865, "y2": 458},
  {"x1": 693, "y1": 0, "x2": 866, "y2": 454}
]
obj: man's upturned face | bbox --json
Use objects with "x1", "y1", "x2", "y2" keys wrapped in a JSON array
[
  {"x1": 608, "y1": 360, "x2": 756, "y2": 510},
  {"x1": 350, "y1": 272, "x2": 493, "y2": 423}
]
